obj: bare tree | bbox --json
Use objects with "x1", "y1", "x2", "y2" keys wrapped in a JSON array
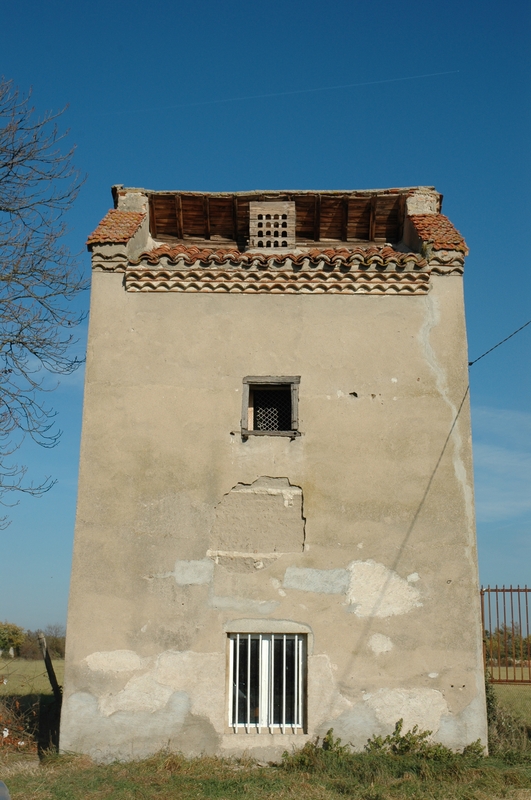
[{"x1": 0, "y1": 78, "x2": 87, "y2": 521}]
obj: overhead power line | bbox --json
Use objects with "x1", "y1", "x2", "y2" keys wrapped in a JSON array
[{"x1": 468, "y1": 319, "x2": 531, "y2": 367}]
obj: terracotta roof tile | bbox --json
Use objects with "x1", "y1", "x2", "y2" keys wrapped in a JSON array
[
  {"x1": 131, "y1": 243, "x2": 427, "y2": 269},
  {"x1": 87, "y1": 209, "x2": 145, "y2": 246},
  {"x1": 409, "y1": 214, "x2": 468, "y2": 254},
  {"x1": 125, "y1": 268, "x2": 430, "y2": 296}
]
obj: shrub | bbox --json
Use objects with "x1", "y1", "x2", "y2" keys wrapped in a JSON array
[
  {"x1": 18, "y1": 626, "x2": 65, "y2": 660},
  {"x1": 0, "y1": 622, "x2": 25, "y2": 654}
]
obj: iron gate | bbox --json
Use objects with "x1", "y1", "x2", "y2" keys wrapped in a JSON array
[{"x1": 481, "y1": 586, "x2": 531, "y2": 683}]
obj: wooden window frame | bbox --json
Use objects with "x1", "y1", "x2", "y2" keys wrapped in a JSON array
[{"x1": 241, "y1": 376, "x2": 300, "y2": 439}]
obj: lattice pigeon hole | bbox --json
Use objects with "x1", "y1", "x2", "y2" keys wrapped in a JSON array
[
  {"x1": 249, "y1": 202, "x2": 296, "y2": 249},
  {"x1": 253, "y1": 388, "x2": 292, "y2": 431}
]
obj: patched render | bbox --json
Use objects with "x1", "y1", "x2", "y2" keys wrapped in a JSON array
[
  {"x1": 368, "y1": 634, "x2": 394, "y2": 654},
  {"x1": 173, "y1": 559, "x2": 214, "y2": 585},
  {"x1": 347, "y1": 560, "x2": 422, "y2": 617},
  {"x1": 283, "y1": 566, "x2": 350, "y2": 594},
  {"x1": 88, "y1": 649, "x2": 226, "y2": 726},
  {"x1": 84, "y1": 650, "x2": 150, "y2": 673},
  {"x1": 282, "y1": 559, "x2": 422, "y2": 618},
  {"x1": 363, "y1": 688, "x2": 449, "y2": 734},
  {"x1": 99, "y1": 673, "x2": 173, "y2": 716}
]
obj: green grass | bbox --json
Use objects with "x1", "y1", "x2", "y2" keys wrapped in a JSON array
[
  {"x1": 489, "y1": 666, "x2": 531, "y2": 683},
  {"x1": 494, "y1": 683, "x2": 531, "y2": 727},
  {"x1": 0, "y1": 658, "x2": 64, "y2": 697},
  {"x1": 2, "y1": 749, "x2": 531, "y2": 800}
]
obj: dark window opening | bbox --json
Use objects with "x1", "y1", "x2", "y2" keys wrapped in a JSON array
[
  {"x1": 254, "y1": 387, "x2": 291, "y2": 430},
  {"x1": 242, "y1": 377, "x2": 300, "y2": 437}
]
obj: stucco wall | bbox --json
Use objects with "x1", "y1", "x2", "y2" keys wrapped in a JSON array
[{"x1": 61, "y1": 271, "x2": 487, "y2": 761}]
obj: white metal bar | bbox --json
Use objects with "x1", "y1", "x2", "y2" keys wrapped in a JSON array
[
  {"x1": 258, "y1": 634, "x2": 262, "y2": 733},
  {"x1": 229, "y1": 635, "x2": 234, "y2": 729},
  {"x1": 246, "y1": 634, "x2": 251, "y2": 733},
  {"x1": 293, "y1": 634, "x2": 298, "y2": 732},
  {"x1": 235, "y1": 634, "x2": 240, "y2": 732},
  {"x1": 282, "y1": 634, "x2": 286, "y2": 734},
  {"x1": 269, "y1": 634, "x2": 274, "y2": 733},
  {"x1": 298, "y1": 637, "x2": 303, "y2": 730}
]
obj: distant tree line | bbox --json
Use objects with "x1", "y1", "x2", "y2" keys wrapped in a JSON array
[
  {"x1": 0, "y1": 621, "x2": 65, "y2": 659},
  {"x1": 485, "y1": 625, "x2": 531, "y2": 665}
]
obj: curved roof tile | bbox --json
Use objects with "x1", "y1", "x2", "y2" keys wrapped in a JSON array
[
  {"x1": 87, "y1": 209, "x2": 145, "y2": 246},
  {"x1": 409, "y1": 214, "x2": 468, "y2": 254},
  {"x1": 131, "y1": 243, "x2": 428, "y2": 269}
]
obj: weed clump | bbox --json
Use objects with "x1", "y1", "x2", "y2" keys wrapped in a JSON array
[
  {"x1": 365, "y1": 718, "x2": 484, "y2": 760},
  {"x1": 282, "y1": 721, "x2": 488, "y2": 788}
]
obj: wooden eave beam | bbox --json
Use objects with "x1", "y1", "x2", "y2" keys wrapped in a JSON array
[
  {"x1": 175, "y1": 194, "x2": 183, "y2": 239},
  {"x1": 314, "y1": 194, "x2": 321, "y2": 242},
  {"x1": 149, "y1": 195, "x2": 157, "y2": 238},
  {"x1": 396, "y1": 194, "x2": 406, "y2": 242},
  {"x1": 341, "y1": 197, "x2": 349, "y2": 242},
  {"x1": 203, "y1": 196, "x2": 211, "y2": 240},
  {"x1": 369, "y1": 195, "x2": 377, "y2": 241},
  {"x1": 232, "y1": 197, "x2": 239, "y2": 242}
]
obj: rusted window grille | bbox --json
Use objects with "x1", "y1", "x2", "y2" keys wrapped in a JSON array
[
  {"x1": 481, "y1": 586, "x2": 531, "y2": 683},
  {"x1": 254, "y1": 387, "x2": 292, "y2": 431}
]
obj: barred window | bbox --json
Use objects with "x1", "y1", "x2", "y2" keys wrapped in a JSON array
[
  {"x1": 228, "y1": 633, "x2": 306, "y2": 733},
  {"x1": 241, "y1": 377, "x2": 300, "y2": 438}
]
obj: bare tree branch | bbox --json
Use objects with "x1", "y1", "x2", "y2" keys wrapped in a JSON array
[{"x1": 0, "y1": 77, "x2": 87, "y2": 524}]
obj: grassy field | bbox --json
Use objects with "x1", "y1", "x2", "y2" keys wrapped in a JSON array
[
  {"x1": 489, "y1": 666, "x2": 531, "y2": 683},
  {"x1": 494, "y1": 683, "x2": 531, "y2": 726},
  {"x1": 2, "y1": 749, "x2": 531, "y2": 800},
  {"x1": 0, "y1": 658, "x2": 64, "y2": 697}
]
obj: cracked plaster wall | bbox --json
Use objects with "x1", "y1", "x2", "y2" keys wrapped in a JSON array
[{"x1": 62, "y1": 271, "x2": 487, "y2": 760}]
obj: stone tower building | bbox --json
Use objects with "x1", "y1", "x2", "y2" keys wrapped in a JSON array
[{"x1": 60, "y1": 186, "x2": 487, "y2": 761}]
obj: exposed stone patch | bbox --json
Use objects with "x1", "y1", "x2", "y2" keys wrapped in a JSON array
[
  {"x1": 347, "y1": 560, "x2": 422, "y2": 617},
  {"x1": 207, "y1": 549, "x2": 282, "y2": 573},
  {"x1": 210, "y1": 477, "x2": 304, "y2": 554}
]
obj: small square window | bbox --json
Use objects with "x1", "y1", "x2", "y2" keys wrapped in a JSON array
[
  {"x1": 241, "y1": 377, "x2": 300, "y2": 438},
  {"x1": 228, "y1": 633, "x2": 306, "y2": 733}
]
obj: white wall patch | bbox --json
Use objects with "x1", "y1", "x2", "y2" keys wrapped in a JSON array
[
  {"x1": 84, "y1": 650, "x2": 149, "y2": 673},
  {"x1": 364, "y1": 688, "x2": 448, "y2": 734},
  {"x1": 368, "y1": 634, "x2": 394, "y2": 654},
  {"x1": 347, "y1": 560, "x2": 422, "y2": 617}
]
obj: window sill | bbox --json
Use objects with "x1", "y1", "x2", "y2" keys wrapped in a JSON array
[{"x1": 240, "y1": 429, "x2": 301, "y2": 440}]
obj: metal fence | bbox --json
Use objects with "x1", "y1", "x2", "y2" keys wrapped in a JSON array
[{"x1": 481, "y1": 586, "x2": 531, "y2": 683}]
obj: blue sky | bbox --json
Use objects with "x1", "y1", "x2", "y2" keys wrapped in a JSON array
[{"x1": 1, "y1": 0, "x2": 530, "y2": 629}]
